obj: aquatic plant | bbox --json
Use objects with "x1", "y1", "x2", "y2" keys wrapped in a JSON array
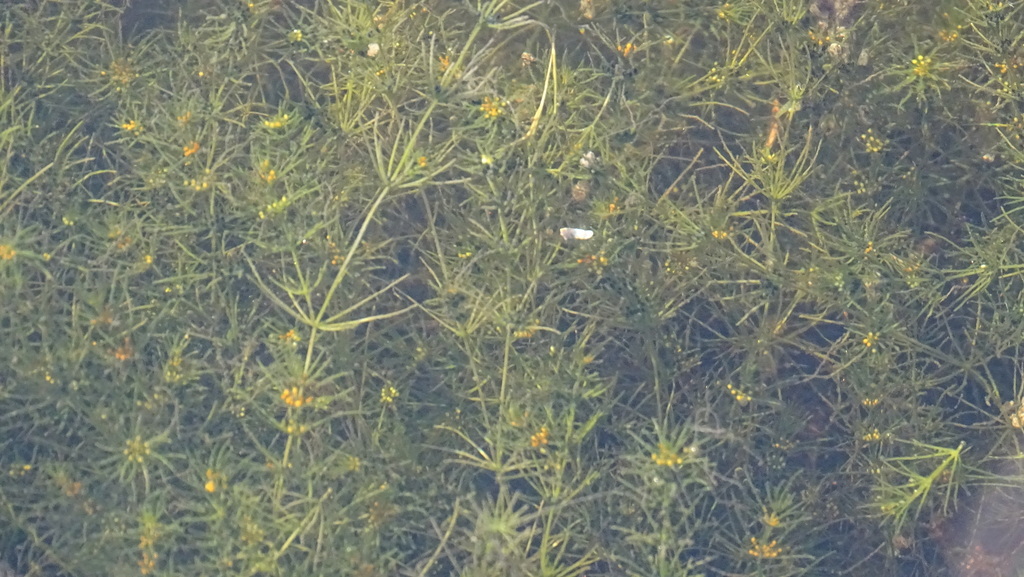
[{"x1": 4, "y1": 0, "x2": 1024, "y2": 575}]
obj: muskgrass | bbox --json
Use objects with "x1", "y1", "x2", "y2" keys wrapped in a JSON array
[{"x1": 5, "y1": 0, "x2": 1024, "y2": 575}]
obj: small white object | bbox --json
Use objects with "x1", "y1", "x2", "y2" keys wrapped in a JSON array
[
  {"x1": 857, "y1": 49, "x2": 870, "y2": 67},
  {"x1": 560, "y1": 227, "x2": 594, "y2": 240},
  {"x1": 579, "y1": 150, "x2": 597, "y2": 169},
  {"x1": 367, "y1": 43, "x2": 380, "y2": 58}
]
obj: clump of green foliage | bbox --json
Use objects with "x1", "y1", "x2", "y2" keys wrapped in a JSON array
[{"x1": 5, "y1": 0, "x2": 1024, "y2": 575}]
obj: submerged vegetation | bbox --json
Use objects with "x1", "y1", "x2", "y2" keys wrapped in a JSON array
[{"x1": 5, "y1": 0, "x2": 1024, "y2": 575}]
